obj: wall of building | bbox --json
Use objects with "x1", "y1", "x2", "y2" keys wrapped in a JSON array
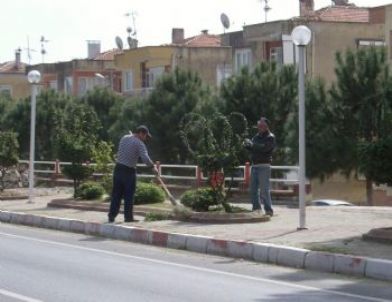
[
  {"x1": 176, "y1": 47, "x2": 232, "y2": 86},
  {"x1": 28, "y1": 59, "x2": 119, "y2": 96},
  {"x1": 383, "y1": 5, "x2": 392, "y2": 61},
  {"x1": 115, "y1": 46, "x2": 174, "y2": 89},
  {"x1": 244, "y1": 21, "x2": 288, "y2": 63},
  {"x1": 0, "y1": 74, "x2": 30, "y2": 100},
  {"x1": 309, "y1": 22, "x2": 384, "y2": 85},
  {"x1": 311, "y1": 173, "x2": 367, "y2": 205}
]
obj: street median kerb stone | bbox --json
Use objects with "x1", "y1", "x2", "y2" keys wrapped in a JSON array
[
  {"x1": 227, "y1": 240, "x2": 254, "y2": 259},
  {"x1": 41, "y1": 216, "x2": 60, "y2": 229},
  {"x1": 167, "y1": 233, "x2": 187, "y2": 250},
  {"x1": 68, "y1": 220, "x2": 86, "y2": 233},
  {"x1": 252, "y1": 242, "x2": 271, "y2": 263},
  {"x1": 31, "y1": 215, "x2": 43, "y2": 227},
  {"x1": 149, "y1": 230, "x2": 169, "y2": 247},
  {"x1": 365, "y1": 258, "x2": 392, "y2": 281},
  {"x1": 113, "y1": 226, "x2": 133, "y2": 241},
  {"x1": 10, "y1": 212, "x2": 24, "y2": 224},
  {"x1": 334, "y1": 254, "x2": 366, "y2": 276},
  {"x1": 22, "y1": 214, "x2": 35, "y2": 226},
  {"x1": 85, "y1": 222, "x2": 102, "y2": 235},
  {"x1": 0, "y1": 210, "x2": 12, "y2": 223},
  {"x1": 57, "y1": 219, "x2": 74, "y2": 231},
  {"x1": 304, "y1": 251, "x2": 335, "y2": 273},
  {"x1": 99, "y1": 224, "x2": 117, "y2": 238},
  {"x1": 267, "y1": 244, "x2": 284, "y2": 264},
  {"x1": 207, "y1": 239, "x2": 228, "y2": 256},
  {"x1": 276, "y1": 246, "x2": 308, "y2": 269},
  {"x1": 186, "y1": 235, "x2": 212, "y2": 253},
  {"x1": 129, "y1": 227, "x2": 150, "y2": 244}
]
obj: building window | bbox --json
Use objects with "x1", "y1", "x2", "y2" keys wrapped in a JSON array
[
  {"x1": 357, "y1": 39, "x2": 385, "y2": 48},
  {"x1": 64, "y1": 77, "x2": 73, "y2": 95},
  {"x1": 281, "y1": 34, "x2": 308, "y2": 72},
  {"x1": 0, "y1": 85, "x2": 12, "y2": 98},
  {"x1": 123, "y1": 70, "x2": 133, "y2": 92},
  {"x1": 78, "y1": 77, "x2": 88, "y2": 96},
  {"x1": 49, "y1": 80, "x2": 58, "y2": 91},
  {"x1": 216, "y1": 64, "x2": 232, "y2": 86},
  {"x1": 270, "y1": 47, "x2": 283, "y2": 66},
  {"x1": 282, "y1": 34, "x2": 295, "y2": 65},
  {"x1": 235, "y1": 49, "x2": 252, "y2": 72},
  {"x1": 148, "y1": 66, "x2": 164, "y2": 88}
]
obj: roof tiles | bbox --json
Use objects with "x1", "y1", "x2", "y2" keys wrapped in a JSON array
[{"x1": 0, "y1": 61, "x2": 27, "y2": 73}]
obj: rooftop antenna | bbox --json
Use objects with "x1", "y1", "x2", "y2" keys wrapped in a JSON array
[
  {"x1": 124, "y1": 11, "x2": 138, "y2": 48},
  {"x1": 40, "y1": 35, "x2": 49, "y2": 63},
  {"x1": 24, "y1": 36, "x2": 36, "y2": 65},
  {"x1": 261, "y1": 0, "x2": 272, "y2": 23}
]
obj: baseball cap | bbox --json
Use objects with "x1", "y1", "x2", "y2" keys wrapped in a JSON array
[{"x1": 136, "y1": 125, "x2": 152, "y2": 138}]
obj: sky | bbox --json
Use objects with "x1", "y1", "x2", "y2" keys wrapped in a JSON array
[{"x1": 1, "y1": 0, "x2": 392, "y2": 65}]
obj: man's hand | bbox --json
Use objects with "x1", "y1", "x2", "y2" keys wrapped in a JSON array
[{"x1": 243, "y1": 138, "x2": 253, "y2": 148}]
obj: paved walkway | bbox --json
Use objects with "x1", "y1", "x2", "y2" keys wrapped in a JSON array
[{"x1": 1, "y1": 189, "x2": 391, "y2": 261}]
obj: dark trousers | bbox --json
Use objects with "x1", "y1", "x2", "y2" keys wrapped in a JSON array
[{"x1": 108, "y1": 164, "x2": 136, "y2": 221}]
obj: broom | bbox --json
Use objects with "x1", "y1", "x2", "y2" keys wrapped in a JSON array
[{"x1": 155, "y1": 174, "x2": 178, "y2": 206}]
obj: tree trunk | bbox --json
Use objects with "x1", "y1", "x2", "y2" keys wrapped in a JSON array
[{"x1": 366, "y1": 177, "x2": 373, "y2": 206}]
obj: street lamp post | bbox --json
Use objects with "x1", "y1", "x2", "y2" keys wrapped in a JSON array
[
  {"x1": 291, "y1": 25, "x2": 311, "y2": 230},
  {"x1": 27, "y1": 70, "x2": 41, "y2": 204}
]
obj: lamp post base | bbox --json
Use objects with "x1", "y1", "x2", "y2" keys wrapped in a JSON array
[{"x1": 297, "y1": 227, "x2": 308, "y2": 231}]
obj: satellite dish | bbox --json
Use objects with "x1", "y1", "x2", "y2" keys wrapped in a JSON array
[
  {"x1": 115, "y1": 36, "x2": 123, "y2": 50},
  {"x1": 220, "y1": 13, "x2": 230, "y2": 30}
]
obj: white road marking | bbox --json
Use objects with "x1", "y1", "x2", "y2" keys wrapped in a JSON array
[
  {"x1": 0, "y1": 230, "x2": 391, "y2": 302},
  {"x1": 0, "y1": 289, "x2": 43, "y2": 302}
]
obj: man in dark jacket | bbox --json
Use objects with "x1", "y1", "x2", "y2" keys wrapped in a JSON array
[{"x1": 244, "y1": 117, "x2": 276, "y2": 216}]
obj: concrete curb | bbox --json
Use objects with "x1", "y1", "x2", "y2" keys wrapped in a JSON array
[{"x1": 2, "y1": 210, "x2": 392, "y2": 282}]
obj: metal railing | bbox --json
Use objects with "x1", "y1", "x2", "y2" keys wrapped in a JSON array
[{"x1": 18, "y1": 160, "x2": 300, "y2": 192}]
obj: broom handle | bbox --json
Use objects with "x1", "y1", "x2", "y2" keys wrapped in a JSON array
[{"x1": 155, "y1": 174, "x2": 177, "y2": 206}]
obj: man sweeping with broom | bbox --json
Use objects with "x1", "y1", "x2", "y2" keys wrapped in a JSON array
[{"x1": 108, "y1": 125, "x2": 159, "y2": 223}]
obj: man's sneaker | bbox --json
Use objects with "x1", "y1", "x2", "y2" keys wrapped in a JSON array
[
  {"x1": 108, "y1": 217, "x2": 115, "y2": 223},
  {"x1": 266, "y1": 211, "x2": 274, "y2": 217}
]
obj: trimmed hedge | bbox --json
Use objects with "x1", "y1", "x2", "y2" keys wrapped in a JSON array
[
  {"x1": 134, "y1": 182, "x2": 165, "y2": 204},
  {"x1": 180, "y1": 187, "x2": 218, "y2": 211},
  {"x1": 76, "y1": 181, "x2": 105, "y2": 200}
]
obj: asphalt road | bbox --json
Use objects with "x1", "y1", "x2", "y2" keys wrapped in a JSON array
[{"x1": 0, "y1": 223, "x2": 391, "y2": 302}]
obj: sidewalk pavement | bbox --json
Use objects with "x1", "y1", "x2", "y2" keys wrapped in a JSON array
[{"x1": 1, "y1": 189, "x2": 392, "y2": 283}]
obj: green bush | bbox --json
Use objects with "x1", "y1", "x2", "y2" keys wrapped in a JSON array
[
  {"x1": 75, "y1": 181, "x2": 105, "y2": 200},
  {"x1": 180, "y1": 187, "x2": 218, "y2": 211},
  {"x1": 134, "y1": 182, "x2": 165, "y2": 205},
  {"x1": 101, "y1": 174, "x2": 113, "y2": 195},
  {"x1": 144, "y1": 212, "x2": 172, "y2": 221}
]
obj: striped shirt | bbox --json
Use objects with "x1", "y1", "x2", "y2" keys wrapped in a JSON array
[{"x1": 116, "y1": 134, "x2": 154, "y2": 168}]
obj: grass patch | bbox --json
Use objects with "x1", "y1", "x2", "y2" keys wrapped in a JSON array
[
  {"x1": 208, "y1": 204, "x2": 251, "y2": 213},
  {"x1": 144, "y1": 212, "x2": 172, "y2": 221},
  {"x1": 305, "y1": 244, "x2": 350, "y2": 254}
]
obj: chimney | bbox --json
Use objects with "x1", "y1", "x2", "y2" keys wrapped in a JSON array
[
  {"x1": 87, "y1": 40, "x2": 101, "y2": 59},
  {"x1": 172, "y1": 28, "x2": 184, "y2": 44},
  {"x1": 15, "y1": 48, "x2": 21, "y2": 69},
  {"x1": 299, "y1": 0, "x2": 314, "y2": 16}
]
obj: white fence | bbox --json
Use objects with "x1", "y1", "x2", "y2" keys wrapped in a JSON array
[{"x1": 18, "y1": 160, "x2": 300, "y2": 193}]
